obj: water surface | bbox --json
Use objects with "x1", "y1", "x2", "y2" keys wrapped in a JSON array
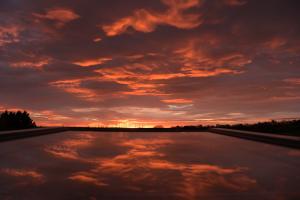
[{"x1": 0, "y1": 131, "x2": 299, "y2": 199}]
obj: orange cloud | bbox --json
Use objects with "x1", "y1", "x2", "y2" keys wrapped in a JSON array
[
  {"x1": 122, "y1": 89, "x2": 168, "y2": 96},
  {"x1": 73, "y1": 57, "x2": 112, "y2": 67},
  {"x1": 102, "y1": 0, "x2": 202, "y2": 36},
  {"x1": 93, "y1": 37, "x2": 102, "y2": 42},
  {"x1": 175, "y1": 39, "x2": 251, "y2": 77},
  {"x1": 96, "y1": 64, "x2": 156, "y2": 83},
  {"x1": 49, "y1": 79, "x2": 97, "y2": 101},
  {"x1": 10, "y1": 58, "x2": 51, "y2": 69},
  {"x1": 33, "y1": 8, "x2": 80, "y2": 27},
  {"x1": 69, "y1": 173, "x2": 108, "y2": 187},
  {"x1": 162, "y1": 98, "x2": 193, "y2": 104},
  {"x1": 148, "y1": 73, "x2": 185, "y2": 80},
  {"x1": 184, "y1": 68, "x2": 242, "y2": 77},
  {"x1": 96, "y1": 56, "x2": 243, "y2": 97},
  {"x1": 126, "y1": 54, "x2": 145, "y2": 60},
  {"x1": 264, "y1": 37, "x2": 286, "y2": 50},
  {"x1": 1, "y1": 168, "x2": 45, "y2": 182},
  {"x1": 176, "y1": 40, "x2": 251, "y2": 68},
  {"x1": 110, "y1": 108, "x2": 186, "y2": 124},
  {"x1": 31, "y1": 110, "x2": 71, "y2": 124},
  {"x1": 95, "y1": 65, "x2": 168, "y2": 96},
  {"x1": 0, "y1": 25, "x2": 21, "y2": 46}
]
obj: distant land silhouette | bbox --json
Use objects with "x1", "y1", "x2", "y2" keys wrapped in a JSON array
[
  {"x1": 0, "y1": 110, "x2": 299, "y2": 137},
  {"x1": 215, "y1": 120, "x2": 300, "y2": 136},
  {"x1": 72, "y1": 120, "x2": 300, "y2": 136},
  {"x1": 0, "y1": 110, "x2": 36, "y2": 131}
]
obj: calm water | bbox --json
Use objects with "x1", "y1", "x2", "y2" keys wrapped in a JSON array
[{"x1": 0, "y1": 131, "x2": 299, "y2": 200}]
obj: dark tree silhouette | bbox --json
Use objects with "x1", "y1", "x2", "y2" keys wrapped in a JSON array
[
  {"x1": 216, "y1": 120, "x2": 300, "y2": 136},
  {"x1": 0, "y1": 110, "x2": 36, "y2": 131}
]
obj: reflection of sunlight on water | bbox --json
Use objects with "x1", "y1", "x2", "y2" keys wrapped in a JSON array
[{"x1": 43, "y1": 132, "x2": 257, "y2": 199}]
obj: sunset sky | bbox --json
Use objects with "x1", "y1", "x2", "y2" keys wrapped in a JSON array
[{"x1": 0, "y1": 0, "x2": 299, "y2": 127}]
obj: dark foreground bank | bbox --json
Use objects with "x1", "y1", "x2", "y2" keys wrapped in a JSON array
[{"x1": 0, "y1": 127, "x2": 67, "y2": 142}]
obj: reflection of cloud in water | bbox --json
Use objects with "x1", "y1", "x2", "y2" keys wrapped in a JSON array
[
  {"x1": 97, "y1": 152, "x2": 256, "y2": 199},
  {"x1": 120, "y1": 138, "x2": 173, "y2": 150},
  {"x1": 44, "y1": 133, "x2": 96, "y2": 161},
  {"x1": 44, "y1": 133, "x2": 256, "y2": 199},
  {"x1": 174, "y1": 165, "x2": 256, "y2": 199},
  {"x1": 45, "y1": 145, "x2": 79, "y2": 160}
]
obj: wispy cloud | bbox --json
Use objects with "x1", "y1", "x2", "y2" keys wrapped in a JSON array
[
  {"x1": 102, "y1": 0, "x2": 202, "y2": 36},
  {"x1": 33, "y1": 8, "x2": 80, "y2": 27}
]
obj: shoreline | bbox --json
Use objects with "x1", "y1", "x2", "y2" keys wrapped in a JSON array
[{"x1": 0, "y1": 127, "x2": 299, "y2": 149}]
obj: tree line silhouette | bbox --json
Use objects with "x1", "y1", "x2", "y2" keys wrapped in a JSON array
[
  {"x1": 0, "y1": 110, "x2": 298, "y2": 136},
  {"x1": 216, "y1": 120, "x2": 300, "y2": 136},
  {"x1": 0, "y1": 111, "x2": 36, "y2": 131}
]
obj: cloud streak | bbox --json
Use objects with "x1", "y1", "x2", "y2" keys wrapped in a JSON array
[
  {"x1": 33, "y1": 8, "x2": 80, "y2": 27},
  {"x1": 102, "y1": 0, "x2": 202, "y2": 36}
]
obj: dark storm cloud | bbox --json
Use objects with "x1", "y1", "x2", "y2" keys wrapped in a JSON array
[{"x1": 0, "y1": 0, "x2": 299, "y2": 126}]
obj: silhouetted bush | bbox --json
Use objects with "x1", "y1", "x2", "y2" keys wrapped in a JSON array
[{"x1": 0, "y1": 110, "x2": 36, "y2": 131}]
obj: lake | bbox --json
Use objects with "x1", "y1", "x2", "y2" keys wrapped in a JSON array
[{"x1": 0, "y1": 131, "x2": 299, "y2": 199}]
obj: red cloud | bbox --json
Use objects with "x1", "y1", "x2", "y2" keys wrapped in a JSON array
[
  {"x1": 0, "y1": 25, "x2": 22, "y2": 46},
  {"x1": 10, "y1": 58, "x2": 51, "y2": 69},
  {"x1": 102, "y1": 0, "x2": 202, "y2": 36},
  {"x1": 175, "y1": 39, "x2": 252, "y2": 77},
  {"x1": 33, "y1": 8, "x2": 80, "y2": 27},
  {"x1": 162, "y1": 98, "x2": 193, "y2": 104},
  {"x1": 49, "y1": 79, "x2": 97, "y2": 101},
  {"x1": 73, "y1": 57, "x2": 112, "y2": 67},
  {"x1": 1, "y1": 168, "x2": 45, "y2": 183}
]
